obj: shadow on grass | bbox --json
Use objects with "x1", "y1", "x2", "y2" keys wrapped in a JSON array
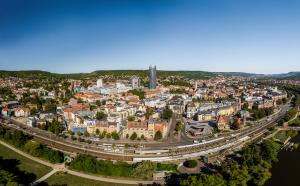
[{"x1": 0, "y1": 156, "x2": 37, "y2": 185}]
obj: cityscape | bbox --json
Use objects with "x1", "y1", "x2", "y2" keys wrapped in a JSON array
[{"x1": 1, "y1": 1, "x2": 300, "y2": 186}]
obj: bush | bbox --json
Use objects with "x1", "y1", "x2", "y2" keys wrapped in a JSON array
[
  {"x1": 154, "y1": 131, "x2": 162, "y2": 140},
  {"x1": 162, "y1": 108, "x2": 173, "y2": 120},
  {"x1": 183, "y1": 160, "x2": 197, "y2": 168},
  {"x1": 111, "y1": 131, "x2": 120, "y2": 140},
  {"x1": 157, "y1": 163, "x2": 177, "y2": 171},
  {"x1": 130, "y1": 132, "x2": 137, "y2": 140},
  {"x1": 69, "y1": 155, "x2": 134, "y2": 178},
  {"x1": 128, "y1": 89, "x2": 145, "y2": 100},
  {"x1": 96, "y1": 111, "x2": 107, "y2": 120}
]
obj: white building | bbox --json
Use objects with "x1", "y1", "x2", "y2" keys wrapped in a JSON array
[
  {"x1": 131, "y1": 77, "x2": 140, "y2": 89},
  {"x1": 97, "y1": 79, "x2": 103, "y2": 88}
]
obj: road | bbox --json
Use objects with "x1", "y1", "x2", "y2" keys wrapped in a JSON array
[{"x1": 0, "y1": 139, "x2": 156, "y2": 185}]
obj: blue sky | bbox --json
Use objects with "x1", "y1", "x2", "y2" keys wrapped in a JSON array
[{"x1": 0, "y1": 0, "x2": 300, "y2": 74}]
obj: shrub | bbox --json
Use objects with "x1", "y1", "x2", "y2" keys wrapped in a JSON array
[{"x1": 183, "y1": 160, "x2": 197, "y2": 168}]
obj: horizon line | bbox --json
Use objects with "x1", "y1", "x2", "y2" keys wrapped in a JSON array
[{"x1": 0, "y1": 68, "x2": 299, "y2": 75}]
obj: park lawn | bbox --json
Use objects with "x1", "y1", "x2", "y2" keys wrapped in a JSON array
[
  {"x1": 274, "y1": 131, "x2": 289, "y2": 142},
  {"x1": 0, "y1": 143, "x2": 52, "y2": 179},
  {"x1": 290, "y1": 116, "x2": 300, "y2": 126},
  {"x1": 45, "y1": 172, "x2": 136, "y2": 186}
]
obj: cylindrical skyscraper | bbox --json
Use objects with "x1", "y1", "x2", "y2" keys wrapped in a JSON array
[{"x1": 149, "y1": 65, "x2": 157, "y2": 89}]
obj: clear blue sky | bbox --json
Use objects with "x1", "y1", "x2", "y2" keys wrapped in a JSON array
[{"x1": 0, "y1": 0, "x2": 300, "y2": 74}]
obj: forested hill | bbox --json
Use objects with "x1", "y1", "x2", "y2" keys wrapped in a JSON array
[
  {"x1": 0, "y1": 70, "x2": 85, "y2": 79},
  {"x1": 91, "y1": 70, "x2": 215, "y2": 79},
  {"x1": 0, "y1": 70, "x2": 215, "y2": 79},
  {"x1": 0, "y1": 70, "x2": 58, "y2": 79},
  {"x1": 0, "y1": 70, "x2": 299, "y2": 80}
]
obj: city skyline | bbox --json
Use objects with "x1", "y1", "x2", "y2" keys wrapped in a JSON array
[{"x1": 1, "y1": 0, "x2": 300, "y2": 74}]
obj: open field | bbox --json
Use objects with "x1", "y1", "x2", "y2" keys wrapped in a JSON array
[
  {"x1": 44, "y1": 172, "x2": 135, "y2": 186},
  {"x1": 0, "y1": 143, "x2": 52, "y2": 179}
]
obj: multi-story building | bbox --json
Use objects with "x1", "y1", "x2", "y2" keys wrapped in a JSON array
[
  {"x1": 122, "y1": 119, "x2": 168, "y2": 139},
  {"x1": 97, "y1": 79, "x2": 103, "y2": 88},
  {"x1": 131, "y1": 77, "x2": 140, "y2": 89},
  {"x1": 149, "y1": 65, "x2": 157, "y2": 90}
]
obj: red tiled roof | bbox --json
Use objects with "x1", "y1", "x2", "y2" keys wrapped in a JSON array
[{"x1": 127, "y1": 121, "x2": 148, "y2": 129}]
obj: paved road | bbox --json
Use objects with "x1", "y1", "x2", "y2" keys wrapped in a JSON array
[{"x1": 0, "y1": 140, "x2": 156, "y2": 185}]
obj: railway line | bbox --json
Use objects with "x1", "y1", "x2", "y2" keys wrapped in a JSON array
[{"x1": 0, "y1": 104, "x2": 289, "y2": 162}]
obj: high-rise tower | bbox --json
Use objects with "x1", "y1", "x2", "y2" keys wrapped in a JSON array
[
  {"x1": 149, "y1": 65, "x2": 157, "y2": 89},
  {"x1": 97, "y1": 79, "x2": 103, "y2": 88}
]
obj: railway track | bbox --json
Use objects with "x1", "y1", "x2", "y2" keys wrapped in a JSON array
[
  {"x1": 33, "y1": 135, "x2": 133, "y2": 161},
  {"x1": 0, "y1": 106, "x2": 287, "y2": 162}
]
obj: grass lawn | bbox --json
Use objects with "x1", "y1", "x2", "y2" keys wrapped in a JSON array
[
  {"x1": 274, "y1": 131, "x2": 289, "y2": 142},
  {"x1": 290, "y1": 116, "x2": 300, "y2": 126},
  {"x1": 0, "y1": 143, "x2": 52, "y2": 179},
  {"x1": 45, "y1": 172, "x2": 135, "y2": 186},
  {"x1": 274, "y1": 130, "x2": 298, "y2": 143}
]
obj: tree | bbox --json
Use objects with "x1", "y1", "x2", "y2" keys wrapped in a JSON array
[
  {"x1": 252, "y1": 103, "x2": 259, "y2": 110},
  {"x1": 111, "y1": 131, "x2": 120, "y2": 140},
  {"x1": 90, "y1": 105, "x2": 97, "y2": 111},
  {"x1": 84, "y1": 131, "x2": 90, "y2": 137},
  {"x1": 30, "y1": 107, "x2": 37, "y2": 115},
  {"x1": 175, "y1": 121, "x2": 183, "y2": 132},
  {"x1": 141, "y1": 134, "x2": 145, "y2": 140},
  {"x1": 154, "y1": 131, "x2": 162, "y2": 140},
  {"x1": 220, "y1": 159, "x2": 250, "y2": 186},
  {"x1": 96, "y1": 111, "x2": 107, "y2": 120},
  {"x1": 183, "y1": 160, "x2": 197, "y2": 168},
  {"x1": 248, "y1": 164, "x2": 271, "y2": 186},
  {"x1": 128, "y1": 116, "x2": 135, "y2": 121},
  {"x1": 232, "y1": 118, "x2": 242, "y2": 130},
  {"x1": 128, "y1": 89, "x2": 145, "y2": 100},
  {"x1": 162, "y1": 108, "x2": 173, "y2": 120},
  {"x1": 95, "y1": 129, "x2": 100, "y2": 135},
  {"x1": 130, "y1": 132, "x2": 137, "y2": 140},
  {"x1": 68, "y1": 130, "x2": 75, "y2": 136},
  {"x1": 99, "y1": 132, "x2": 105, "y2": 139},
  {"x1": 96, "y1": 100, "x2": 102, "y2": 106},
  {"x1": 77, "y1": 98, "x2": 83, "y2": 103},
  {"x1": 145, "y1": 108, "x2": 154, "y2": 119},
  {"x1": 181, "y1": 174, "x2": 226, "y2": 186},
  {"x1": 260, "y1": 139, "x2": 281, "y2": 163},
  {"x1": 276, "y1": 99, "x2": 283, "y2": 105},
  {"x1": 47, "y1": 120, "x2": 62, "y2": 135},
  {"x1": 284, "y1": 108, "x2": 297, "y2": 122},
  {"x1": 44, "y1": 103, "x2": 57, "y2": 112},
  {"x1": 106, "y1": 133, "x2": 111, "y2": 139},
  {"x1": 133, "y1": 161, "x2": 157, "y2": 180}
]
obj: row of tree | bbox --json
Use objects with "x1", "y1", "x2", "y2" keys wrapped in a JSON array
[
  {"x1": 0, "y1": 126, "x2": 64, "y2": 163},
  {"x1": 250, "y1": 107, "x2": 274, "y2": 121},
  {"x1": 128, "y1": 89, "x2": 145, "y2": 100},
  {"x1": 68, "y1": 154, "x2": 176, "y2": 180}
]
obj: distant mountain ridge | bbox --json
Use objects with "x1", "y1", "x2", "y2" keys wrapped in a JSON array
[
  {"x1": 268, "y1": 71, "x2": 300, "y2": 80},
  {"x1": 0, "y1": 70, "x2": 299, "y2": 80}
]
